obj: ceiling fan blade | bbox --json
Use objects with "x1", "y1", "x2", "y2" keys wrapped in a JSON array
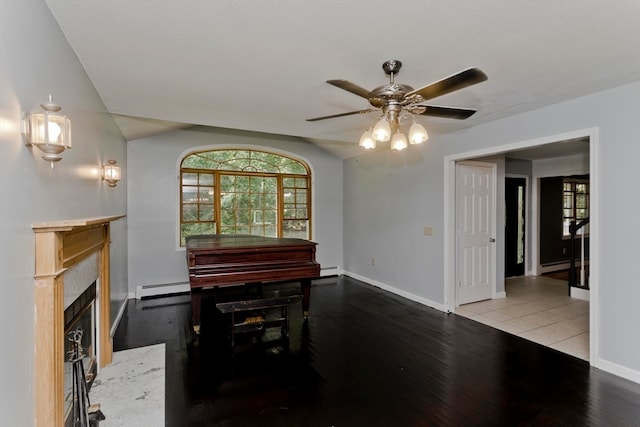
[
  {"x1": 407, "y1": 68, "x2": 488, "y2": 101},
  {"x1": 306, "y1": 109, "x2": 376, "y2": 122},
  {"x1": 413, "y1": 105, "x2": 478, "y2": 120},
  {"x1": 326, "y1": 80, "x2": 374, "y2": 99}
]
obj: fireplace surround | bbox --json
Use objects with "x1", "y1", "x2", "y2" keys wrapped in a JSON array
[{"x1": 32, "y1": 215, "x2": 124, "y2": 427}]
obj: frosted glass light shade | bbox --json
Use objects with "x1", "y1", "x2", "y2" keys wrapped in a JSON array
[
  {"x1": 358, "y1": 130, "x2": 376, "y2": 149},
  {"x1": 390, "y1": 132, "x2": 408, "y2": 151},
  {"x1": 409, "y1": 122, "x2": 428, "y2": 145},
  {"x1": 372, "y1": 118, "x2": 391, "y2": 142}
]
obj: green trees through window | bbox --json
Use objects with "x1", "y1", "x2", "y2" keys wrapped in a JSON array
[{"x1": 180, "y1": 149, "x2": 311, "y2": 245}]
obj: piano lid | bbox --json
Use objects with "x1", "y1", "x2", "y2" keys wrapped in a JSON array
[{"x1": 185, "y1": 234, "x2": 317, "y2": 250}]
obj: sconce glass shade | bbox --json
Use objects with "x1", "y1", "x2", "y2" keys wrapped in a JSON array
[
  {"x1": 102, "y1": 160, "x2": 121, "y2": 187},
  {"x1": 23, "y1": 95, "x2": 72, "y2": 164},
  {"x1": 372, "y1": 118, "x2": 391, "y2": 142},
  {"x1": 390, "y1": 131, "x2": 408, "y2": 151},
  {"x1": 358, "y1": 130, "x2": 376, "y2": 150},
  {"x1": 408, "y1": 122, "x2": 428, "y2": 145}
]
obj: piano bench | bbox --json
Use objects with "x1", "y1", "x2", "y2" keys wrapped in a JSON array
[{"x1": 215, "y1": 294, "x2": 302, "y2": 351}]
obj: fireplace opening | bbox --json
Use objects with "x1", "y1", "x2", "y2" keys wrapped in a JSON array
[{"x1": 63, "y1": 281, "x2": 97, "y2": 425}]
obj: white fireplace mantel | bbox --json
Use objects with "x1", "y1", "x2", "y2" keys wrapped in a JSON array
[{"x1": 32, "y1": 214, "x2": 125, "y2": 427}]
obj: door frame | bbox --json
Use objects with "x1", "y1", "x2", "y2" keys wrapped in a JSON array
[{"x1": 443, "y1": 127, "x2": 599, "y2": 363}]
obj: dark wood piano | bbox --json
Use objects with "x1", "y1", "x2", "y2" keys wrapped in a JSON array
[{"x1": 185, "y1": 234, "x2": 320, "y2": 331}]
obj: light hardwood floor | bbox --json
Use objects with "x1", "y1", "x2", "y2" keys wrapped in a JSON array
[{"x1": 455, "y1": 275, "x2": 590, "y2": 360}]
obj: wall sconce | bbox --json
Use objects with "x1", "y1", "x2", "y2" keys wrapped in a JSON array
[
  {"x1": 22, "y1": 95, "x2": 72, "y2": 167},
  {"x1": 102, "y1": 160, "x2": 121, "y2": 187}
]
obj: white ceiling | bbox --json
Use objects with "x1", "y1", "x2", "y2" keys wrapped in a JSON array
[{"x1": 45, "y1": 1, "x2": 640, "y2": 159}]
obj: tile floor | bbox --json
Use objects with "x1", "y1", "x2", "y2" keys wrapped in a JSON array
[{"x1": 455, "y1": 275, "x2": 590, "y2": 361}]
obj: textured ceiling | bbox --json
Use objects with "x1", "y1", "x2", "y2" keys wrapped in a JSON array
[{"x1": 45, "y1": 1, "x2": 640, "y2": 158}]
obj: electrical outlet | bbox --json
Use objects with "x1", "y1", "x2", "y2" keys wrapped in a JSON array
[
  {"x1": 424, "y1": 226, "x2": 433, "y2": 236},
  {"x1": 371, "y1": 257, "x2": 375, "y2": 266}
]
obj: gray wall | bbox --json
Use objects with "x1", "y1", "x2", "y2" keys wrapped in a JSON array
[
  {"x1": 0, "y1": 1, "x2": 128, "y2": 425},
  {"x1": 344, "y1": 81, "x2": 640, "y2": 380},
  {"x1": 127, "y1": 126, "x2": 343, "y2": 293}
]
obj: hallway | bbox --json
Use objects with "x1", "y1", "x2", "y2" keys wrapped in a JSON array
[{"x1": 455, "y1": 275, "x2": 589, "y2": 360}]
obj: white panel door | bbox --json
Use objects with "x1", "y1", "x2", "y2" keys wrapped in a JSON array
[{"x1": 456, "y1": 161, "x2": 496, "y2": 305}]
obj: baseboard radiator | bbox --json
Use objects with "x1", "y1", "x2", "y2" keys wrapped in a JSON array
[{"x1": 134, "y1": 282, "x2": 190, "y2": 299}]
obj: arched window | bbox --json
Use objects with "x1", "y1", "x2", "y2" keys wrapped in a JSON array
[{"x1": 179, "y1": 149, "x2": 311, "y2": 245}]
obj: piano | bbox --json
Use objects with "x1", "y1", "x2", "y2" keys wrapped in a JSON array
[{"x1": 185, "y1": 234, "x2": 320, "y2": 331}]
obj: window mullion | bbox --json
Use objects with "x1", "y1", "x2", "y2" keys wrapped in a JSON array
[
  {"x1": 214, "y1": 172, "x2": 221, "y2": 234},
  {"x1": 277, "y1": 175, "x2": 283, "y2": 237}
]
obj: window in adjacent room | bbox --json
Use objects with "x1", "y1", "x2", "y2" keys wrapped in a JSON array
[
  {"x1": 179, "y1": 149, "x2": 311, "y2": 246},
  {"x1": 562, "y1": 178, "x2": 589, "y2": 237}
]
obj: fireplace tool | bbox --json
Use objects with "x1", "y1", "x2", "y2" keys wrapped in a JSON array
[{"x1": 68, "y1": 329, "x2": 105, "y2": 427}]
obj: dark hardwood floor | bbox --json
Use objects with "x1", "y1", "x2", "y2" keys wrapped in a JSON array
[{"x1": 113, "y1": 276, "x2": 640, "y2": 426}]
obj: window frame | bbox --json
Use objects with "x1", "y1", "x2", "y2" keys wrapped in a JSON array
[
  {"x1": 179, "y1": 149, "x2": 312, "y2": 246},
  {"x1": 562, "y1": 178, "x2": 589, "y2": 238}
]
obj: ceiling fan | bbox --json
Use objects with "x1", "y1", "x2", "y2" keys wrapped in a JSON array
[{"x1": 307, "y1": 60, "x2": 488, "y2": 150}]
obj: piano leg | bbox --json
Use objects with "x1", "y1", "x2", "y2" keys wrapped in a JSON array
[
  {"x1": 301, "y1": 279, "x2": 311, "y2": 318},
  {"x1": 191, "y1": 289, "x2": 202, "y2": 334}
]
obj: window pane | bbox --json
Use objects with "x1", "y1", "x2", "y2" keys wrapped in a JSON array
[
  {"x1": 180, "y1": 223, "x2": 216, "y2": 246},
  {"x1": 182, "y1": 204, "x2": 198, "y2": 221},
  {"x1": 563, "y1": 195, "x2": 573, "y2": 209},
  {"x1": 284, "y1": 191, "x2": 294, "y2": 203},
  {"x1": 182, "y1": 173, "x2": 197, "y2": 185},
  {"x1": 236, "y1": 226, "x2": 250, "y2": 235},
  {"x1": 283, "y1": 220, "x2": 308, "y2": 239},
  {"x1": 198, "y1": 188, "x2": 213, "y2": 203},
  {"x1": 576, "y1": 195, "x2": 586, "y2": 208},
  {"x1": 183, "y1": 186, "x2": 198, "y2": 202},
  {"x1": 264, "y1": 225, "x2": 278, "y2": 237},
  {"x1": 198, "y1": 205, "x2": 214, "y2": 221},
  {"x1": 199, "y1": 174, "x2": 214, "y2": 185}
]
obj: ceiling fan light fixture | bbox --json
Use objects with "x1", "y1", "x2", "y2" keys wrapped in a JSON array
[
  {"x1": 307, "y1": 61, "x2": 487, "y2": 152},
  {"x1": 372, "y1": 117, "x2": 391, "y2": 142},
  {"x1": 358, "y1": 130, "x2": 376, "y2": 149},
  {"x1": 390, "y1": 131, "x2": 408, "y2": 151},
  {"x1": 409, "y1": 122, "x2": 428, "y2": 145}
]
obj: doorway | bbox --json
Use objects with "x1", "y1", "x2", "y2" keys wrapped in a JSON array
[
  {"x1": 505, "y1": 177, "x2": 526, "y2": 277},
  {"x1": 444, "y1": 129, "x2": 596, "y2": 361}
]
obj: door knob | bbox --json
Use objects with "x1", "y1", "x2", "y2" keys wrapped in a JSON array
[{"x1": 489, "y1": 238, "x2": 496, "y2": 242}]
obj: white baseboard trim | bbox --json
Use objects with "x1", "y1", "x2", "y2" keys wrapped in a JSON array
[
  {"x1": 343, "y1": 271, "x2": 447, "y2": 312},
  {"x1": 110, "y1": 297, "x2": 128, "y2": 337},
  {"x1": 593, "y1": 357, "x2": 640, "y2": 385},
  {"x1": 134, "y1": 282, "x2": 191, "y2": 300},
  {"x1": 494, "y1": 291, "x2": 507, "y2": 299},
  {"x1": 540, "y1": 260, "x2": 589, "y2": 274},
  {"x1": 320, "y1": 266, "x2": 342, "y2": 276},
  {"x1": 570, "y1": 287, "x2": 590, "y2": 301}
]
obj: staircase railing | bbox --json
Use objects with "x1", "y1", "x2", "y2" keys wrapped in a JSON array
[{"x1": 568, "y1": 218, "x2": 589, "y2": 293}]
